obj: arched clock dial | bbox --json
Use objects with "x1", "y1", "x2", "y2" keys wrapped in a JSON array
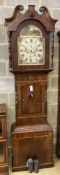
[{"x1": 18, "y1": 25, "x2": 45, "y2": 65}]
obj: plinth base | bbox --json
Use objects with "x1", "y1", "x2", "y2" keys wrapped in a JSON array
[{"x1": 11, "y1": 123, "x2": 54, "y2": 172}]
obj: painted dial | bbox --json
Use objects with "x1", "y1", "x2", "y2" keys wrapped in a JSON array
[{"x1": 18, "y1": 25, "x2": 45, "y2": 65}]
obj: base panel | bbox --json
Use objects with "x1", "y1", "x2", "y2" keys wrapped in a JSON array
[{"x1": 12, "y1": 124, "x2": 53, "y2": 172}]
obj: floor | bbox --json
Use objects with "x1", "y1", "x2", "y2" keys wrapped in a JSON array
[{"x1": 10, "y1": 158, "x2": 60, "y2": 175}]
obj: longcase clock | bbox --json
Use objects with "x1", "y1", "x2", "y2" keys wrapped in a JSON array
[
  {"x1": 5, "y1": 5, "x2": 57, "y2": 172},
  {"x1": 56, "y1": 31, "x2": 60, "y2": 156},
  {"x1": 0, "y1": 104, "x2": 9, "y2": 175}
]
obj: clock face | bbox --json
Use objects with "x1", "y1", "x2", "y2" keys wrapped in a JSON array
[{"x1": 18, "y1": 25, "x2": 45, "y2": 65}]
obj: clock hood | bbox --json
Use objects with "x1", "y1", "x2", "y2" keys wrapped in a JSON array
[{"x1": 5, "y1": 5, "x2": 57, "y2": 32}]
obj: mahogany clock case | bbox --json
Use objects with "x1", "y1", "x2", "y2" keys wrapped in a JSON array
[
  {"x1": 12, "y1": 74, "x2": 54, "y2": 171},
  {"x1": 0, "y1": 104, "x2": 9, "y2": 175},
  {"x1": 5, "y1": 5, "x2": 57, "y2": 172}
]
